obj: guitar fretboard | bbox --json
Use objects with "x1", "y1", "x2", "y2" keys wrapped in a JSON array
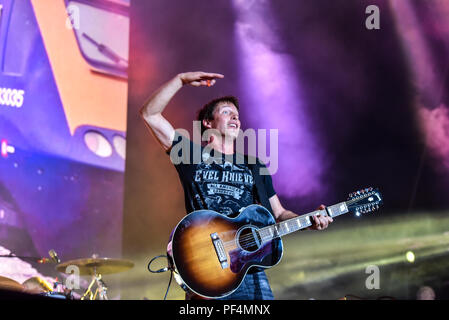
[{"x1": 258, "y1": 202, "x2": 349, "y2": 241}]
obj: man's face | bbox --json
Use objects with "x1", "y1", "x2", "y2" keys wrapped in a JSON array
[{"x1": 203, "y1": 102, "x2": 241, "y2": 140}]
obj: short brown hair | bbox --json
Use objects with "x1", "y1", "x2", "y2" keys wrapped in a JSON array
[{"x1": 197, "y1": 96, "x2": 240, "y2": 135}]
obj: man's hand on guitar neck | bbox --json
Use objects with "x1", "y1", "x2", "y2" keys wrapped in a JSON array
[
  {"x1": 270, "y1": 196, "x2": 333, "y2": 231},
  {"x1": 308, "y1": 204, "x2": 333, "y2": 231}
]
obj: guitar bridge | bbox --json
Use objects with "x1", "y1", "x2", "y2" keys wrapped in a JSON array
[{"x1": 211, "y1": 233, "x2": 228, "y2": 269}]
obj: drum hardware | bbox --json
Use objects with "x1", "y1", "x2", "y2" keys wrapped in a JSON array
[
  {"x1": 1, "y1": 250, "x2": 134, "y2": 300},
  {"x1": 81, "y1": 270, "x2": 108, "y2": 300},
  {"x1": 56, "y1": 256, "x2": 134, "y2": 300}
]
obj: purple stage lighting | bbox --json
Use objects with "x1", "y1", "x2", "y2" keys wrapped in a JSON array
[
  {"x1": 232, "y1": 0, "x2": 325, "y2": 198},
  {"x1": 389, "y1": 0, "x2": 449, "y2": 172}
]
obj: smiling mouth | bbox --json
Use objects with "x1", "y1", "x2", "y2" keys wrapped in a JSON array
[{"x1": 228, "y1": 124, "x2": 238, "y2": 129}]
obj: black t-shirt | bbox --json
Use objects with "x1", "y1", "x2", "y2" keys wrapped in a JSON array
[{"x1": 167, "y1": 131, "x2": 276, "y2": 217}]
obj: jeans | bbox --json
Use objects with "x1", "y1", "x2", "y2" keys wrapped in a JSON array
[
  {"x1": 219, "y1": 271, "x2": 274, "y2": 300},
  {"x1": 186, "y1": 271, "x2": 274, "y2": 300}
]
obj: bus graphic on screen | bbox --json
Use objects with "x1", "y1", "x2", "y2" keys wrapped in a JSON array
[{"x1": 0, "y1": 0, "x2": 129, "y2": 263}]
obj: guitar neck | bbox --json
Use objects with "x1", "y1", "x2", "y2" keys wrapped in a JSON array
[{"x1": 258, "y1": 201, "x2": 349, "y2": 241}]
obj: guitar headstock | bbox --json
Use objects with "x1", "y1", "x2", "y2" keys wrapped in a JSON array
[{"x1": 347, "y1": 187, "x2": 383, "y2": 217}]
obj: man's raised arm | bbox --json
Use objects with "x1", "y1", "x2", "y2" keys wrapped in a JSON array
[{"x1": 139, "y1": 71, "x2": 224, "y2": 151}]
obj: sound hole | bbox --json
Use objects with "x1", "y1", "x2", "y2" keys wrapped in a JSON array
[{"x1": 237, "y1": 227, "x2": 261, "y2": 252}]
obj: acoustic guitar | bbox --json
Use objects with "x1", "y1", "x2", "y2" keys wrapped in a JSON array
[{"x1": 168, "y1": 187, "x2": 383, "y2": 298}]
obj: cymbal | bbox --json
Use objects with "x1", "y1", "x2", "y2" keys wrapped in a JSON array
[
  {"x1": 0, "y1": 276, "x2": 24, "y2": 292},
  {"x1": 56, "y1": 258, "x2": 134, "y2": 275}
]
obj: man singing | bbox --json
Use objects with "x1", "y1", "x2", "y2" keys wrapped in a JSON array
[{"x1": 140, "y1": 71, "x2": 333, "y2": 300}]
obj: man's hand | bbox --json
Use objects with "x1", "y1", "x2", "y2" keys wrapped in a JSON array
[
  {"x1": 140, "y1": 71, "x2": 224, "y2": 150},
  {"x1": 309, "y1": 204, "x2": 333, "y2": 231},
  {"x1": 179, "y1": 71, "x2": 224, "y2": 87}
]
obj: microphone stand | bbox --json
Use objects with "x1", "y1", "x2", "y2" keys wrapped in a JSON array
[{"x1": 0, "y1": 253, "x2": 55, "y2": 264}]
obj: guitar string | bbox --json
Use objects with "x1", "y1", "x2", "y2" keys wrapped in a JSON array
[
  {"x1": 220, "y1": 195, "x2": 379, "y2": 248},
  {"x1": 222, "y1": 226, "x2": 288, "y2": 247},
  {"x1": 224, "y1": 209, "x2": 325, "y2": 246},
  {"x1": 221, "y1": 211, "x2": 323, "y2": 247},
  {"x1": 226, "y1": 223, "x2": 302, "y2": 247},
  {"x1": 222, "y1": 228, "x2": 297, "y2": 249},
  {"x1": 224, "y1": 216, "x2": 344, "y2": 249},
  {"x1": 222, "y1": 221, "x2": 306, "y2": 248},
  {"x1": 224, "y1": 205, "x2": 347, "y2": 247}
]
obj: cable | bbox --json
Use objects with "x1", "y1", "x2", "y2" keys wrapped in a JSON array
[
  {"x1": 147, "y1": 254, "x2": 173, "y2": 300},
  {"x1": 147, "y1": 255, "x2": 170, "y2": 273},
  {"x1": 164, "y1": 269, "x2": 173, "y2": 300}
]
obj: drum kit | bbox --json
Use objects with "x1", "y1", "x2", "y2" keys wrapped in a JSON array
[{"x1": 0, "y1": 255, "x2": 134, "y2": 300}]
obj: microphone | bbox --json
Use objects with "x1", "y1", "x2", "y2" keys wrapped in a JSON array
[
  {"x1": 37, "y1": 257, "x2": 51, "y2": 264},
  {"x1": 48, "y1": 249, "x2": 61, "y2": 263}
]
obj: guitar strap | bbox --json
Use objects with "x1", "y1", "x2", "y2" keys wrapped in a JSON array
[{"x1": 246, "y1": 156, "x2": 275, "y2": 218}]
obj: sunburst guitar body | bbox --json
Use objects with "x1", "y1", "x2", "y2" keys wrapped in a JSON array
[
  {"x1": 167, "y1": 188, "x2": 383, "y2": 299},
  {"x1": 169, "y1": 204, "x2": 282, "y2": 299}
]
